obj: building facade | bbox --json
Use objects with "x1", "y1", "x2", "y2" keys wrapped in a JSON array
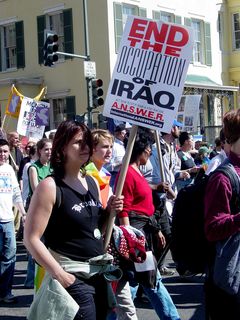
[{"x1": 0, "y1": 0, "x2": 238, "y2": 142}]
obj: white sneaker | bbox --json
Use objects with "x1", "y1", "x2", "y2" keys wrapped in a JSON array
[{"x1": 160, "y1": 266, "x2": 175, "y2": 276}]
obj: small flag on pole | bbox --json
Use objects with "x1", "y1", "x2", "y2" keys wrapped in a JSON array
[
  {"x1": 5, "y1": 85, "x2": 23, "y2": 118},
  {"x1": 5, "y1": 85, "x2": 47, "y2": 119}
]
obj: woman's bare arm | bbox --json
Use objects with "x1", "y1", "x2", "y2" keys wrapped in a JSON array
[{"x1": 23, "y1": 176, "x2": 75, "y2": 288}]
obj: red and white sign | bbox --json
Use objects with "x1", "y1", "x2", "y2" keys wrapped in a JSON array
[{"x1": 103, "y1": 16, "x2": 194, "y2": 133}]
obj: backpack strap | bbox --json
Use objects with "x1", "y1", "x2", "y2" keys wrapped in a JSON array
[{"x1": 214, "y1": 160, "x2": 240, "y2": 213}]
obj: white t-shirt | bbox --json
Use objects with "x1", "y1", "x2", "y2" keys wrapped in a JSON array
[{"x1": 0, "y1": 163, "x2": 22, "y2": 222}]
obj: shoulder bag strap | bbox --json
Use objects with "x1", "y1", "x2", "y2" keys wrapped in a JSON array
[{"x1": 215, "y1": 162, "x2": 240, "y2": 213}]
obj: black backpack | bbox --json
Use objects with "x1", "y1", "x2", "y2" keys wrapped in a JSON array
[{"x1": 171, "y1": 160, "x2": 240, "y2": 276}]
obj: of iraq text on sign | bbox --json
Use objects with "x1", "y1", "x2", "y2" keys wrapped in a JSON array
[{"x1": 103, "y1": 16, "x2": 194, "y2": 133}]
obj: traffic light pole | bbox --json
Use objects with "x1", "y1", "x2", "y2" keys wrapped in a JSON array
[
  {"x1": 83, "y1": 0, "x2": 93, "y2": 128},
  {"x1": 55, "y1": 0, "x2": 93, "y2": 128},
  {"x1": 56, "y1": 52, "x2": 87, "y2": 59}
]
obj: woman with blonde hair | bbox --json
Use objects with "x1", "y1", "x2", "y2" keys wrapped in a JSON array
[
  {"x1": 86, "y1": 129, "x2": 113, "y2": 208},
  {"x1": 86, "y1": 129, "x2": 138, "y2": 320}
]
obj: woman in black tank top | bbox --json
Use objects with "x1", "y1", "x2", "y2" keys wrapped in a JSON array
[{"x1": 24, "y1": 120, "x2": 123, "y2": 320}]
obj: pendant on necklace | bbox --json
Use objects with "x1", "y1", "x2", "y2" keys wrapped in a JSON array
[{"x1": 93, "y1": 228, "x2": 102, "y2": 239}]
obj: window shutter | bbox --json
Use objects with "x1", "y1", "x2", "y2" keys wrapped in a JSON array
[
  {"x1": 113, "y1": 2, "x2": 123, "y2": 53},
  {"x1": 204, "y1": 22, "x2": 212, "y2": 66},
  {"x1": 66, "y1": 96, "x2": 76, "y2": 120},
  {"x1": 63, "y1": 8, "x2": 74, "y2": 59},
  {"x1": 152, "y1": 11, "x2": 160, "y2": 20},
  {"x1": 175, "y1": 15, "x2": 182, "y2": 24},
  {"x1": 37, "y1": 15, "x2": 46, "y2": 64},
  {"x1": 16, "y1": 21, "x2": 25, "y2": 69},
  {"x1": 139, "y1": 8, "x2": 147, "y2": 18}
]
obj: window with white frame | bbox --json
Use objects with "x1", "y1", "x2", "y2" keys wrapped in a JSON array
[
  {"x1": 192, "y1": 19, "x2": 203, "y2": 63},
  {"x1": 122, "y1": 5, "x2": 138, "y2": 29},
  {"x1": 0, "y1": 23, "x2": 16, "y2": 70},
  {"x1": 233, "y1": 13, "x2": 240, "y2": 50},
  {"x1": 37, "y1": 8, "x2": 73, "y2": 65},
  {"x1": 113, "y1": 3, "x2": 146, "y2": 53},
  {"x1": 160, "y1": 11, "x2": 174, "y2": 23},
  {"x1": 46, "y1": 12, "x2": 64, "y2": 53}
]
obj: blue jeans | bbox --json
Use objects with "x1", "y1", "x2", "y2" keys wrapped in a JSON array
[
  {"x1": 130, "y1": 270, "x2": 180, "y2": 320},
  {"x1": 24, "y1": 254, "x2": 35, "y2": 288},
  {"x1": 0, "y1": 221, "x2": 16, "y2": 298}
]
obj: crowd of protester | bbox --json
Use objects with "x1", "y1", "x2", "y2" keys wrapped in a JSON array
[{"x1": 0, "y1": 111, "x2": 239, "y2": 319}]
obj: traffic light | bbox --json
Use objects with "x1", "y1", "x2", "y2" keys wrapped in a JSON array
[
  {"x1": 43, "y1": 33, "x2": 59, "y2": 67},
  {"x1": 91, "y1": 79, "x2": 104, "y2": 108}
]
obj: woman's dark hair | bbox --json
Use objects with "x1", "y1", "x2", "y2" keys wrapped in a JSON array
[
  {"x1": 223, "y1": 109, "x2": 240, "y2": 144},
  {"x1": 29, "y1": 145, "x2": 37, "y2": 157},
  {"x1": 125, "y1": 127, "x2": 155, "y2": 164},
  {"x1": 179, "y1": 131, "x2": 191, "y2": 147},
  {"x1": 36, "y1": 138, "x2": 52, "y2": 157},
  {"x1": 51, "y1": 120, "x2": 93, "y2": 178},
  {"x1": 219, "y1": 128, "x2": 225, "y2": 144}
]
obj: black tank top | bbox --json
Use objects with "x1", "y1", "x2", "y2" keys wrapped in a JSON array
[
  {"x1": 177, "y1": 150, "x2": 196, "y2": 177},
  {"x1": 44, "y1": 175, "x2": 105, "y2": 261}
]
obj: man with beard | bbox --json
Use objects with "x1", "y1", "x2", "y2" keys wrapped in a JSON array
[{"x1": 142, "y1": 120, "x2": 191, "y2": 276}]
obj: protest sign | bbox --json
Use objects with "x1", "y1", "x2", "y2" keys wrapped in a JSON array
[
  {"x1": 103, "y1": 16, "x2": 194, "y2": 250},
  {"x1": 176, "y1": 95, "x2": 202, "y2": 132},
  {"x1": 103, "y1": 15, "x2": 194, "y2": 133},
  {"x1": 5, "y1": 85, "x2": 46, "y2": 119},
  {"x1": 17, "y1": 97, "x2": 50, "y2": 140}
]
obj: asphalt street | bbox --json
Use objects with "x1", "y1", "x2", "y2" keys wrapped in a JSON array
[{"x1": 0, "y1": 242, "x2": 205, "y2": 320}]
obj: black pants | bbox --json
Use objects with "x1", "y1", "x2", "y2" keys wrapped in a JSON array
[
  {"x1": 66, "y1": 274, "x2": 108, "y2": 320},
  {"x1": 205, "y1": 278, "x2": 240, "y2": 320}
]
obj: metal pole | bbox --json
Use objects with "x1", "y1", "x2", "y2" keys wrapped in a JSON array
[
  {"x1": 83, "y1": 0, "x2": 93, "y2": 128},
  {"x1": 56, "y1": 51, "x2": 87, "y2": 59}
]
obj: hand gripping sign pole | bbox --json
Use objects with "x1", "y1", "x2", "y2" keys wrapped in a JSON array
[{"x1": 104, "y1": 125, "x2": 138, "y2": 251}]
